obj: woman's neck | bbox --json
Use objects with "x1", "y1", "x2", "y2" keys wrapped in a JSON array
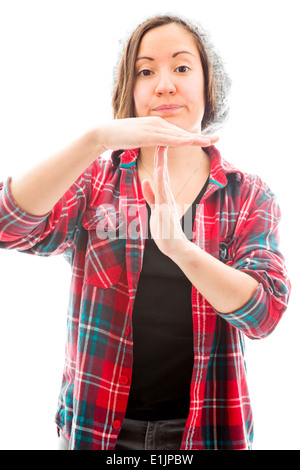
[{"x1": 138, "y1": 145, "x2": 210, "y2": 179}]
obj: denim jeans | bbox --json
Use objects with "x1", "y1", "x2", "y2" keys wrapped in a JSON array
[
  {"x1": 58, "y1": 417, "x2": 187, "y2": 450},
  {"x1": 115, "y1": 417, "x2": 187, "y2": 450}
]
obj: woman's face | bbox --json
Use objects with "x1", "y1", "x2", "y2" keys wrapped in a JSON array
[{"x1": 133, "y1": 23, "x2": 206, "y2": 133}]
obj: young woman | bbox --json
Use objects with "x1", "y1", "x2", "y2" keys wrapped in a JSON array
[{"x1": 0, "y1": 14, "x2": 290, "y2": 450}]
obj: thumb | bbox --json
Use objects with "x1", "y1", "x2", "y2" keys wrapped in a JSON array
[{"x1": 141, "y1": 179, "x2": 155, "y2": 208}]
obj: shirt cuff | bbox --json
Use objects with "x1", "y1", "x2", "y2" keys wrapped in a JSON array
[
  {"x1": 0, "y1": 177, "x2": 51, "y2": 238},
  {"x1": 215, "y1": 283, "x2": 269, "y2": 338}
]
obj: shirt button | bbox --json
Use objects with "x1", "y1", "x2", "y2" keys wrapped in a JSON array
[
  {"x1": 125, "y1": 327, "x2": 130, "y2": 336},
  {"x1": 113, "y1": 420, "x2": 121, "y2": 430},
  {"x1": 119, "y1": 375, "x2": 128, "y2": 385}
]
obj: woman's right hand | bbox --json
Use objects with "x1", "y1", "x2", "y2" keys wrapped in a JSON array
[{"x1": 96, "y1": 117, "x2": 218, "y2": 151}]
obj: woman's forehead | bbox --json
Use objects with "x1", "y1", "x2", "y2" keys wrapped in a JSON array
[{"x1": 137, "y1": 23, "x2": 198, "y2": 56}]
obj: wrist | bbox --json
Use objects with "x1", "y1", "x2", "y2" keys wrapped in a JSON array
[
  {"x1": 168, "y1": 238, "x2": 196, "y2": 264},
  {"x1": 89, "y1": 125, "x2": 110, "y2": 154}
]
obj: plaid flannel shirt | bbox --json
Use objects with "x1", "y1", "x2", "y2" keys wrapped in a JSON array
[{"x1": 0, "y1": 146, "x2": 290, "y2": 450}]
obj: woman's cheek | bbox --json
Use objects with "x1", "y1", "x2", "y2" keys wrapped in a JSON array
[{"x1": 133, "y1": 86, "x2": 150, "y2": 118}]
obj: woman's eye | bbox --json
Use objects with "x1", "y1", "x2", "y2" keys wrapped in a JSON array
[
  {"x1": 137, "y1": 66, "x2": 190, "y2": 77},
  {"x1": 137, "y1": 69, "x2": 152, "y2": 77},
  {"x1": 176, "y1": 66, "x2": 190, "y2": 73}
]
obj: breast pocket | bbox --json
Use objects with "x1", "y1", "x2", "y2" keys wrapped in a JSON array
[{"x1": 82, "y1": 206, "x2": 126, "y2": 288}]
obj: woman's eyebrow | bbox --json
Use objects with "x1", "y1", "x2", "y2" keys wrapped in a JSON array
[{"x1": 135, "y1": 50, "x2": 195, "y2": 62}]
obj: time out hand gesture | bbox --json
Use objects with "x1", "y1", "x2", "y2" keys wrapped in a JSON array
[
  {"x1": 98, "y1": 117, "x2": 217, "y2": 151},
  {"x1": 141, "y1": 146, "x2": 189, "y2": 259}
]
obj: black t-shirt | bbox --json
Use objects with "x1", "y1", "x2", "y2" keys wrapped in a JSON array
[{"x1": 125, "y1": 177, "x2": 209, "y2": 421}]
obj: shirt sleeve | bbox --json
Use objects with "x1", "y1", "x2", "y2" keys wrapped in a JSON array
[
  {"x1": 0, "y1": 158, "x2": 102, "y2": 258},
  {"x1": 216, "y1": 176, "x2": 291, "y2": 339}
]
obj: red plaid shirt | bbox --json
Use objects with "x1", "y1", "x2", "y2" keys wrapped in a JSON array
[{"x1": 0, "y1": 146, "x2": 290, "y2": 450}]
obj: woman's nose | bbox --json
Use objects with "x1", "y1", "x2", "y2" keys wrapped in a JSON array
[{"x1": 155, "y1": 73, "x2": 176, "y2": 95}]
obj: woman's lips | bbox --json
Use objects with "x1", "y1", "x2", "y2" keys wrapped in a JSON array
[{"x1": 153, "y1": 105, "x2": 183, "y2": 113}]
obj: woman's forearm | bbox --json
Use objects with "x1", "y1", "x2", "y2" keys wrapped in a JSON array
[
  {"x1": 171, "y1": 240, "x2": 259, "y2": 314},
  {"x1": 8, "y1": 117, "x2": 218, "y2": 217},
  {"x1": 9, "y1": 128, "x2": 106, "y2": 216}
]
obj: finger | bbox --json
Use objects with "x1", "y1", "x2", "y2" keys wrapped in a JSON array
[
  {"x1": 155, "y1": 146, "x2": 177, "y2": 208},
  {"x1": 160, "y1": 146, "x2": 173, "y2": 203},
  {"x1": 153, "y1": 145, "x2": 166, "y2": 187},
  {"x1": 190, "y1": 134, "x2": 220, "y2": 147},
  {"x1": 157, "y1": 125, "x2": 219, "y2": 144},
  {"x1": 155, "y1": 147, "x2": 168, "y2": 205},
  {"x1": 141, "y1": 179, "x2": 155, "y2": 208},
  {"x1": 154, "y1": 135, "x2": 194, "y2": 147},
  {"x1": 155, "y1": 145, "x2": 167, "y2": 171},
  {"x1": 156, "y1": 135, "x2": 213, "y2": 148},
  {"x1": 147, "y1": 117, "x2": 219, "y2": 147}
]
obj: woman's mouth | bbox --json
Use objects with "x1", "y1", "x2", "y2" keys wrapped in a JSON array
[{"x1": 153, "y1": 105, "x2": 183, "y2": 113}]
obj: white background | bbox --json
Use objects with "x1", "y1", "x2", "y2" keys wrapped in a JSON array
[{"x1": 0, "y1": 0, "x2": 299, "y2": 450}]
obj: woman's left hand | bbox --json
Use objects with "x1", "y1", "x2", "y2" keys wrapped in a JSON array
[{"x1": 141, "y1": 146, "x2": 189, "y2": 259}]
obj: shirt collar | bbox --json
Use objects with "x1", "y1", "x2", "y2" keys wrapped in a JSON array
[
  {"x1": 112, "y1": 148, "x2": 139, "y2": 169},
  {"x1": 112, "y1": 146, "x2": 244, "y2": 187},
  {"x1": 207, "y1": 145, "x2": 244, "y2": 189}
]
